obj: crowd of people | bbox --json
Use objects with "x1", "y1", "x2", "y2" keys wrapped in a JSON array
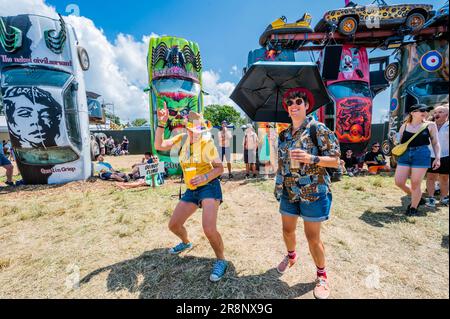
[{"x1": 94, "y1": 135, "x2": 130, "y2": 157}]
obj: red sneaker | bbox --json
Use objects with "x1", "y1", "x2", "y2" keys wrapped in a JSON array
[{"x1": 276, "y1": 255, "x2": 297, "y2": 274}]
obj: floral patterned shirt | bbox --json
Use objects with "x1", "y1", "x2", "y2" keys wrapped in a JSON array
[{"x1": 275, "y1": 116, "x2": 341, "y2": 203}]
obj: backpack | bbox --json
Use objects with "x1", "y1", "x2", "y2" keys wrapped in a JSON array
[{"x1": 309, "y1": 123, "x2": 343, "y2": 183}]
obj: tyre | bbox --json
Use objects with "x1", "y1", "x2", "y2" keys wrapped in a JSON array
[
  {"x1": 385, "y1": 62, "x2": 400, "y2": 82},
  {"x1": 77, "y1": 46, "x2": 90, "y2": 71},
  {"x1": 339, "y1": 16, "x2": 358, "y2": 36},
  {"x1": 90, "y1": 139, "x2": 99, "y2": 160},
  {"x1": 405, "y1": 13, "x2": 426, "y2": 31},
  {"x1": 382, "y1": 140, "x2": 392, "y2": 156}
]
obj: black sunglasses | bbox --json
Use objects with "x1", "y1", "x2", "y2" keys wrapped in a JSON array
[
  {"x1": 373, "y1": 145, "x2": 380, "y2": 148},
  {"x1": 286, "y1": 98, "x2": 305, "y2": 107},
  {"x1": 413, "y1": 109, "x2": 428, "y2": 113}
]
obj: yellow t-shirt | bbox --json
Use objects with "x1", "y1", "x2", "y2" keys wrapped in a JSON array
[{"x1": 169, "y1": 133, "x2": 219, "y2": 190}]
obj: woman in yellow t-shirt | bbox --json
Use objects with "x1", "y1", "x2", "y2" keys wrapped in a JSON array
[{"x1": 154, "y1": 103, "x2": 228, "y2": 282}]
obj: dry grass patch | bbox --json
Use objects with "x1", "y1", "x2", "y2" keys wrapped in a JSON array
[{"x1": 0, "y1": 156, "x2": 448, "y2": 299}]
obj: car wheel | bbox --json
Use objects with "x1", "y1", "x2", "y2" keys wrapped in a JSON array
[
  {"x1": 382, "y1": 140, "x2": 392, "y2": 156},
  {"x1": 406, "y1": 13, "x2": 426, "y2": 31},
  {"x1": 78, "y1": 47, "x2": 90, "y2": 71},
  {"x1": 91, "y1": 140, "x2": 99, "y2": 160},
  {"x1": 339, "y1": 16, "x2": 358, "y2": 36},
  {"x1": 385, "y1": 62, "x2": 400, "y2": 82}
]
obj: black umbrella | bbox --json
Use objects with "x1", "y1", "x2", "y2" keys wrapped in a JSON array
[{"x1": 230, "y1": 61, "x2": 333, "y2": 123}]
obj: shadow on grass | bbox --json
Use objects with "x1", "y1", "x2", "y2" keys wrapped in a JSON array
[
  {"x1": 80, "y1": 248, "x2": 315, "y2": 299},
  {"x1": 442, "y1": 235, "x2": 449, "y2": 249},
  {"x1": 359, "y1": 196, "x2": 431, "y2": 228}
]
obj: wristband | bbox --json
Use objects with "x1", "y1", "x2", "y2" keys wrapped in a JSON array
[
  {"x1": 204, "y1": 173, "x2": 209, "y2": 182},
  {"x1": 310, "y1": 155, "x2": 320, "y2": 165},
  {"x1": 158, "y1": 121, "x2": 167, "y2": 127},
  {"x1": 157, "y1": 125, "x2": 165, "y2": 129}
]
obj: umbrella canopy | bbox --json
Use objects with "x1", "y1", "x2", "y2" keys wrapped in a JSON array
[{"x1": 230, "y1": 62, "x2": 333, "y2": 123}]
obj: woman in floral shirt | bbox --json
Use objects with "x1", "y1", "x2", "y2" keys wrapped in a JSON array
[{"x1": 274, "y1": 88, "x2": 341, "y2": 299}]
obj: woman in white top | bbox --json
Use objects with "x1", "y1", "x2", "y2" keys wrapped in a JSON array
[{"x1": 426, "y1": 104, "x2": 449, "y2": 207}]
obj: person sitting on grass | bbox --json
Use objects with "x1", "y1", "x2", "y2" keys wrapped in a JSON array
[
  {"x1": 1, "y1": 149, "x2": 14, "y2": 187},
  {"x1": 128, "y1": 152, "x2": 158, "y2": 180},
  {"x1": 96, "y1": 155, "x2": 129, "y2": 182},
  {"x1": 364, "y1": 143, "x2": 390, "y2": 175},
  {"x1": 116, "y1": 154, "x2": 164, "y2": 190},
  {"x1": 343, "y1": 149, "x2": 359, "y2": 177}
]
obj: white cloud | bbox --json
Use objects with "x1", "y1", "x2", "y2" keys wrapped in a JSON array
[
  {"x1": 1, "y1": 0, "x2": 240, "y2": 122},
  {"x1": 230, "y1": 65, "x2": 239, "y2": 77}
]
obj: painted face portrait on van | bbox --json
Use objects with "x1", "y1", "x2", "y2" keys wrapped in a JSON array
[{"x1": 4, "y1": 87, "x2": 62, "y2": 148}]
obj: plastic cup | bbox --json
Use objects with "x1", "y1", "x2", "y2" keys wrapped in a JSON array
[
  {"x1": 289, "y1": 149, "x2": 304, "y2": 170},
  {"x1": 184, "y1": 167, "x2": 197, "y2": 189}
]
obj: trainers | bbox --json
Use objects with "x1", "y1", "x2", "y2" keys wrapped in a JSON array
[
  {"x1": 440, "y1": 197, "x2": 449, "y2": 206},
  {"x1": 425, "y1": 197, "x2": 437, "y2": 208},
  {"x1": 313, "y1": 276, "x2": 331, "y2": 299},
  {"x1": 348, "y1": 172, "x2": 354, "y2": 177},
  {"x1": 276, "y1": 255, "x2": 297, "y2": 274},
  {"x1": 406, "y1": 206, "x2": 419, "y2": 217},
  {"x1": 245, "y1": 174, "x2": 250, "y2": 179},
  {"x1": 419, "y1": 198, "x2": 426, "y2": 207},
  {"x1": 229, "y1": 174, "x2": 234, "y2": 179},
  {"x1": 168, "y1": 242, "x2": 193, "y2": 255},
  {"x1": 5, "y1": 181, "x2": 14, "y2": 187},
  {"x1": 209, "y1": 260, "x2": 228, "y2": 282}
]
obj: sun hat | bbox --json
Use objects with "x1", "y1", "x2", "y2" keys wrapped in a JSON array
[{"x1": 185, "y1": 112, "x2": 212, "y2": 133}]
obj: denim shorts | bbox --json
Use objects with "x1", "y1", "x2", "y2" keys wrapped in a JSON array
[
  {"x1": 181, "y1": 178, "x2": 223, "y2": 208},
  {"x1": 279, "y1": 192, "x2": 332, "y2": 223},
  {"x1": 397, "y1": 145, "x2": 431, "y2": 169},
  {"x1": 100, "y1": 172, "x2": 113, "y2": 180},
  {"x1": 0, "y1": 153, "x2": 11, "y2": 166}
]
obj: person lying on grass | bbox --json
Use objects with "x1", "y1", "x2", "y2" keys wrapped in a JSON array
[
  {"x1": 95, "y1": 155, "x2": 129, "y2": 182},
  {"x1": 154, "y1": 103, "x2": 228, "y2": 283},
  {"x1": 128, "y1": 152, "x2": 159, "y2": 180}
]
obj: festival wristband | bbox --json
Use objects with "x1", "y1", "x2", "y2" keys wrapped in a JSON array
[
  {"x1": 310, "y1": 155, "x2": 320, "y2": 165},
  {"x1": 204, "y1": 173, "x2": 209, "y2": 182},
  {"x1": 158, "y1": 121, "x2": 167, "y2": 127}
]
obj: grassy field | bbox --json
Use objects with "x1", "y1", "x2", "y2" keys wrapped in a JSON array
[{"x1": 0, "y1": 155, "x2": 448, "y2": 299}]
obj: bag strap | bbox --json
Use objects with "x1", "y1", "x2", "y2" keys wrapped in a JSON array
[
  {"x1": 309, "y1": 121, "x2": 322, "y2": 156},
  {"x1": 178, "y1": 134, "x2": 189, "y2": 200},
  {"x1": 403, "y1": 123, "x2": 430, "y2": 148}
]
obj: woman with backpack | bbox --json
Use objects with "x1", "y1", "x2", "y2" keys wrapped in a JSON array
[
  {"x1": 274, "y1": 88, "x2": 341, "y2": 299},
  {"x1": 394, "y1": 104, "x2": 441, "y2": 216}
]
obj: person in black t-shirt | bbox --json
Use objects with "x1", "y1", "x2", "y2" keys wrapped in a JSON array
[
  {"x1": 342, "y1": 149, "x2": 359, "y2": 177},
  {"x1": 364, "y1": 143, "x2": 390, "y2": 175}
]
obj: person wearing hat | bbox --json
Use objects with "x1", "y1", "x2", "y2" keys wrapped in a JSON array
[
  {"x1": 154, "y1": 103, "x2": 228, "y2": 282},
  {"x1": 218, "y1": 120, "x2": 234, "y2": 179},
  {"x1": 426, "y1": 104, "x2": 449, "y2": 208},
  {"x1": 395, "y1": 103, "x2": 441, "y2": 216},
  {"x1": 274, "y1": 87, "x2": 341, "y2": 299}
]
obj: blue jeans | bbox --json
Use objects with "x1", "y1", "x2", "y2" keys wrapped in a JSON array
[
  {"x1": 397, "y1": 145, "x2": 431, "y2": 169},
  {"x1": 279, "y1": 192, "x2": 332, "y2": 223},
  {"x1": 181, "y1": 178, "x2": 223, "y2": 208}
]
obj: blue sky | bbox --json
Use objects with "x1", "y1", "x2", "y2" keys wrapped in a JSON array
[{"x1": 45, "y1": 0, "x2": 446, "y2": 122}]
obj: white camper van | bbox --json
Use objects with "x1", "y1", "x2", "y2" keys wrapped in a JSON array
[{"x1": 0, "y1": 14, "x2": 91, "y2": 184}]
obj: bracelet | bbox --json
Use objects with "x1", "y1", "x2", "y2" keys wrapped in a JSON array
[
  {"x1": 157, "y1": 125, "x2": 165, "y2": 129},
  {"x1": 158, "y1": 121, "x2": 167, "y2": 127},
  {"x1": 310, "y1": 155, "x2": 320, "y2": 165},
  {"x1": 204, "y1": 173, "x2": 209, "y2": 181}
]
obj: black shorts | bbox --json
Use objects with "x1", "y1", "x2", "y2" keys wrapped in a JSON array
[
  {"x1": 428, "y1": 156, "x2": 449, "y2": 175},
  {"x1": 220, "y1": 147, "x2": 231, "y2": 163},
  {"x1": 244, "y1": 149, "x2": 257, "y2": 164}
]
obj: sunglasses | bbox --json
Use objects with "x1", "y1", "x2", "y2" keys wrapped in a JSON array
[
  {"x1": 373, "y1": 145, "x2": 380, "y2": 148},
  {"x1": 168, "y1": 109, "x2": 190, "y2": 117},
  {"x1": 286, "y1": 98, "x2": 305, "y2": 107},
  {"x1": 412, "y1": 109, "x2": 428, "y2": 113}
]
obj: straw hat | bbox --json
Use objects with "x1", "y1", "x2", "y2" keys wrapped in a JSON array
[{"x1": 185, "y1": 112, "x2": 212, "y2": 133}]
